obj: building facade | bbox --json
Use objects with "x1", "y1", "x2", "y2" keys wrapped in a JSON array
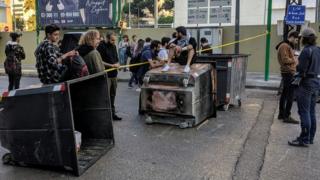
[
  {"x1": 0, "y1": 0, "x2": 12, "y2": 32},
  {"x1": 174, "y1": 0, "x2": 317, "y2": 27}
]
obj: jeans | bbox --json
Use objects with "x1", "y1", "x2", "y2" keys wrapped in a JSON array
[
  {"x1": 296, "y1": 78, "x2": 320, "y2": 143},
  {"x1": 107, "y1": 78, "x2": 118, "y2": 115},
  {"x1": 8, "y1": 74, "x2": 21, "y2": 91},
  {"x1": 279, "y1": 73, "x2": 295, "y2": 118},
  {"x1": 119, "y1": 48, "x2": 128, "y2": 66}
]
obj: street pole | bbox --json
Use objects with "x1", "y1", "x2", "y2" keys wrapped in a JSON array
[
  {"x1": 265, "y1": 0, "x2": 272, "y2": 81},
  {"x1": 128, "y1": 0, "x2": 131, "y2": 28},
  {"x1": 13, "y1": 0, "x2": 16, "y2": 31},
  {"x1": 316, "y1": 0, "x2": 319, "y2": 23},
  {"x1": 235, "y1": 0, "x2": 240, "y2": 54},
  {"x1": 154, "y1": 0, "x2": 158, "y2": 28}
]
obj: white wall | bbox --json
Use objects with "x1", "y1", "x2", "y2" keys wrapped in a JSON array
[{"x1": 174, "y1": 0, "x2": 317, "y2": 27}]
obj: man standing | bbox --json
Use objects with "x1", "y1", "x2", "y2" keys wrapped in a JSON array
[
  {"x1": 97, "y1": 32, "x2": 122, "y2": 121},
  {"x1": 275, "y1": 31, "x2": 300, "y2": 124},
  {"x1": 35, "y1": 24, "x2": 77, "y2": 84}
]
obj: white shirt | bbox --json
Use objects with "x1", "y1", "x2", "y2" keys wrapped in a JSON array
[{"x1": 158, "y1": 48, "x2": 168, "y2": 61}]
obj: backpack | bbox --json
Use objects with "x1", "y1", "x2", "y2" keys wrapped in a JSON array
[
  {"x1": 70, "y1": 55, "x2": 89, "y2": 79},
  {"x1": 4, "y1": 45, "x2": 18, "y2": 75},
  {"x1": 129, "y1": 53, "x2": 141, "y2": 73}
]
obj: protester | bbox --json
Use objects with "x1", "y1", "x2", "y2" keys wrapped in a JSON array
[
  {"x1": 136, "y1": 40, "x2": 163, "y2": 91},
  {"x1": 200, "y1": 37, "x2": 212, "y2": 55},
  {"x1": 78, "y1": 30, "x2": 104, "y2": 74},
  {"x1": 288, "y1": 28, "x2": 320, "y2": 147},
  {"x1": 4, "y1": 32, "x2": 25, "y2": 90},
  {"x1": 118, "y1": 35, "x2": 130, "y2": 69},
  {"x1": 162, "y1": 26, "x2": 197, "y2": 73},
  {"x1": 129, "y1": 39, "x2": 145, "y2": 88},
  {"x1": 130, "y1": 35, "x2": 138, "y2": 56},
  {"x1": 275, "y1": 31, "x2": 300, "y2": 124},
  {"x1": 158, "y1": 37, "x2": 170, "y2": 61},
  {"x1": 97, "y1": 32, "x2": 122, "y2": 121},
  {"x1": 35, "y1": 24, "x2": 77, "y2": 84}
]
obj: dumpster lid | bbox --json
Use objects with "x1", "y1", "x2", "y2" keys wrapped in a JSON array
[{"x1": 197, "y1": 54, "x2": 250, "y2": 59}]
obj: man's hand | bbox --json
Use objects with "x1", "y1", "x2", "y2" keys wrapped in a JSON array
[
  {"x1": 112, "y1": 63, "x2": 121, "y2": 68},
  {"x1": 62, "y1": 50, "x2": 77, "y2": 59}
]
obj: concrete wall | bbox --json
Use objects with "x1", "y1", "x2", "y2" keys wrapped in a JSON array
[{"x1": 0, "y1": 25, "x2": 319, "y2": 73}]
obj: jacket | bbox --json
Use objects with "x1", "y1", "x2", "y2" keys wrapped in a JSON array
[
  {"x1": 78, "y1": 44, "x2": 104, "y2": 74},
  {"x1": 297, "y1": 45, "x2": 320, "y2": 77},
  {"x1": 5, "y1": 41, "x2": 25, "y2": 75},
  {"x1": 97, "y1": 41, "x2": 119, "y2": 78},
  {"x1": 276, "y1": 41, "x2": 297, "y2": 74}
]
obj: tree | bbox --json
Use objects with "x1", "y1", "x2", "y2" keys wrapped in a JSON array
[
  {"x1": 23, "y1": 0, "x2": 36, "y2": 31},
  {"x1": 158, "y1": 16, "x2": 173, "y2": 24},
  {"x1": 13, "y1": 18, "x2": 25, "y2": 31},
  {"x1": 24, "y1": 0, "x2": 35, "y2": 13},
  {"x1": 123, "y1": 0, "x2": 174, "y2": 17}
]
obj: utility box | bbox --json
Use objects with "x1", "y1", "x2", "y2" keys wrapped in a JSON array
[
  {"x1": 139, "y1": 64, "x2": 216, "y2": 128},
  {"x1": 0, "y1": 72, "x2": 114, "y2": 176}
]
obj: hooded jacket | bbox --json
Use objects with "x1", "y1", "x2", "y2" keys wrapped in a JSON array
[
  {"x1": 78, "y1": 44, "x2": 104, "y2": 74},
  {"x1": 276, "y1": 40, "x2": 297, "y2": 74}
]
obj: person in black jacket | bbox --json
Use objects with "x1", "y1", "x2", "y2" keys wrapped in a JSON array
[
  {"x1": 97, "y1": 32, "x2": 122, "y2": 121},
  {"x1": 288, "y1": 28, "x2": 320, "y2": 147},
  {"x1": 5, "y1": 32, "x2": 25, "y2": 90}
]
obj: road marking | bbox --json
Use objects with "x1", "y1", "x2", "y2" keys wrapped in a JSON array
[{"x1": 197, "y1": 119, "x2": 209, "y2": 130}]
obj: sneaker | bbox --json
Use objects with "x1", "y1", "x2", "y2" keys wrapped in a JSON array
[
  {"x1": 113, "y1": 115, "x2": 122, "y2": 121},
  {"x1": 277, "y1": 114, "x2": 284, "y2": 120},
  {"x1": 283, "y1": 117, "x2": 299, "y2": 124},
  {"x1": 162, "y1": 64, "x2": 170, "y2": 72},
  {"x1": 128, "y1": 84, "x2": 133, "y2": 89},
  {"x1": 136, "y1": 88, "x2": 141, "y2": 92},
  {"x1": 288, "y1": 138, "x2": 309, "y2": 147},
  {"x1": 183, "y1": 65, "x2": 190, "y2": 73}
]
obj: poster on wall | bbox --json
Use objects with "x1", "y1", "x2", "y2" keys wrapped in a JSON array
[
  {"x1": 210, "y1": 0, "x2": 232, "y2": 7},
  {"x1": 188, "y1": 9, "x2": 208, "y2": 24},
  {"x1": 38, "y1": 0, "x2": 112, "y2": 28},
  {"x1": 209, "y1": 7, "x2": 231, "y2": 23},
  {"x1": 188, "y1": 0, "x2": 208, "y2": 8}
]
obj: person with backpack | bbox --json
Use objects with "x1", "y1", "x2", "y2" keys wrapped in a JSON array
[
  {"x1": 128, "y1": 39, "x2": 145, "y2": 88},
  {"x1": 275, "y1": 31, "x2": 300, "y2": 124},
  {"x1": 4, "y1": 32, "x2": 25, "y2": 91},
  {"x1": 97, "y1": 32, "x2": 122, "y2": 121},
  {"x1": 200, "y1": 37, "x2": 213, "y2": 55},
  {"x1": 288, "y1": 28, "x2": 320, "y2": 147},
  {"x1": 35, "y1": 24, "x2": 78, "y2": 84}
]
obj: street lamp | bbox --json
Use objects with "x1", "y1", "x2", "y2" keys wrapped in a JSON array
[{"x1": 127, "y1": 0, "x2": 133, "y2": 29}]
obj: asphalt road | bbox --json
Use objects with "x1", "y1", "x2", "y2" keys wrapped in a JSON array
[{"x1": 0, "y1": 77, "x2": 319, "y2": 180}]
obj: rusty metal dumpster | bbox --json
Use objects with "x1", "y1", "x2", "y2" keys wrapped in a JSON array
[
  {"x1": 0, "y1": 72, "x2": 114, "y2": 176},
  {"x1": 196, "y1": 54, "x2": 249, "y2": 110},
  {"x1": 139, "y1": 64, "x2": 216, "y2": 128}
]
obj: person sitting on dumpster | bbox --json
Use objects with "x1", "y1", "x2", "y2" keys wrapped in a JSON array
[
  {"x1": 35, "y1": 24, "x2": 78, "y2": 84},
  {"x1": 136, "y1": 40, "x2": 164, "y2": 91},
  {"x1": 162, "y1": 26, "x2": 197, "y2": 73},
  {"x1": 158, "y1": 37, "x2": 171, "y2": 62}
]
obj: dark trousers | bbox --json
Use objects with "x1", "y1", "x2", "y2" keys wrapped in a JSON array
[
  {"x1": 129, "y1": 72, "x2": 138, "y2": 86},
  {"x1": 108, "y1": 78, "x2": 118, "y2": 115},
  {"x1": 279, "y1": 73, "x2": 294, "y2": 118},
  {"x1": 8, "y1": 74, "x2": 21, "y2": 91},
  {"x1": 136, "y1": 66, "x2": 149, "y2": 87},
  {"x1": 296, "y1": 78, "x2": 320, "y2": 143}
]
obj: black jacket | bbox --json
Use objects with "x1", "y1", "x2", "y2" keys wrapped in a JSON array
[
  {"x1": 97, "y1": 41, "x2": 119, "y2": 78},
  {"x1": 297, "y1": 45, "x2": 320, "y2": 77}
]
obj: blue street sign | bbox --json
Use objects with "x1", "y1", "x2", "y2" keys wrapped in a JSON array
[{"x1": 286, "y1": 5, "x2": 306, "y2": 25}]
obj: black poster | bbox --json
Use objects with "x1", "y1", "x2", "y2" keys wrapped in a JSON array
[{"x1": 38, "y1": 0, "x2": 112, "y2": 28}]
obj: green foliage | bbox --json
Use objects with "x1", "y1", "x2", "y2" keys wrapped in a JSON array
[{"x1": 158, "y1": 16, "x2": 173, "y2": 24}]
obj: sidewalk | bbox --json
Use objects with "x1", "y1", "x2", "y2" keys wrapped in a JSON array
[{"x1": 0, "y1": 65, "x2": 281, "y2": 90}]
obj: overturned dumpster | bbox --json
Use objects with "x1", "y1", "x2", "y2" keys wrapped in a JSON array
[
  {"x1": 139, "y1": 64, "x2": 216, "y2": 128},
  {"x1": 0, "y1": 72, "x2": 114, "y2": 176}
]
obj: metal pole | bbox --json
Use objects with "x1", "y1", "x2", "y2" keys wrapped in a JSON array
[
  {"x1": 235, "y1": 0, "x2": 240, "y2": 54},
  {"x1": 265, "y1": 0, "x2": 273, "y2": 81},
  {"x1": 128, "y1": 1, "x2": 131, "y2": 28},
  {"x1": 316, "y1": 0, "x2": 319, "y2": 23},
  {"x1": 154, "y1": 0, "x2": 158, "y2": 28},
  {"x1": 13, "y1": 0, "x2": 16, "y2": 31}
]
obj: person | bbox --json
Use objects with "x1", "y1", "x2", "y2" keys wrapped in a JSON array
[
  {"x1": 35, "y1": 24, "x2": 77, "y2": 84},
  {"x1": 97, "y1": 32, "x2": 122, "y2": 121},
  {"x1": 275, "y1": 31, "x2": 300, "y2": 124},
  {"x1": 288, "y1": 28, "x2": 320, "y2": 147},
  {"x1": 118, "y1": 35, "x2": 130, "y2": 69},
  {"x1": 78, "y1": 30, "x2": 104, "y2": 74},
  {"x1": 136, "y1": 40, "x2": 164, "y2": 91},
  {"x1": 4, "y1": 32, "x2": 25, "y2": 90},
  {"x1": 130, "y1": 35, "x2": 138, "y2": 56},
  {"x1": 158, "y1": 37, "x2": 170, "y2": 61},
  {"x1": 144, "y1": 37, "x2": 152, "y2": 47},
  {"x1": 162, "y1": 26, "x2": 197, "y2": 73},
  {"x1": 200, "y1": 37, "x2": 212, "y2": 55},
  {"x1": 128, "y1": 39, "x2": 145, "y2": 88}
]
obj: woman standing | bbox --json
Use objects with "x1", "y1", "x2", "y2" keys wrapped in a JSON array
[
  {"x1": 4, "y1": 32, "x2": 25, "y2": 91},
  {"x1": 118, "y1": 35, "x2": 130, "y2": 70},
  {"x1": 78, "y1": 30, "x2": 104, "y2": 74},
  {"x1": 128, "y1": 39, "x2": 145, "y2": 88},
  {"x1": 288, "y1": 28, "x2": 320, "y2": 147}
]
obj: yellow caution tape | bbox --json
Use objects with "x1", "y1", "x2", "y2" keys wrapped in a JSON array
[{"x1": 105, "y1": 31, "x2": 270, "y2": 72}]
